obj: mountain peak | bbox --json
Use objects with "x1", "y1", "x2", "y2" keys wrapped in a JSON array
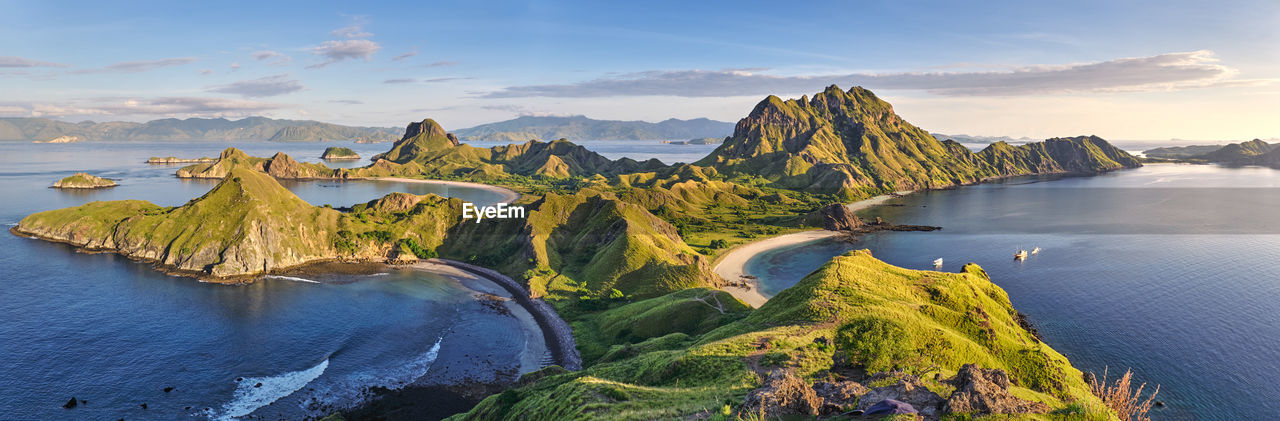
[
  {"x1": 381, "y1": 118, "x2": 461, "y2": 164},
  {"x1": 402, "y1": 118, "x2": 450, "y2": 141}
]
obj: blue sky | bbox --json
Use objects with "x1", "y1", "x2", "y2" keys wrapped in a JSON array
[{"x1": 2, "y1": 0, "x2": 1277, "y2": 140}]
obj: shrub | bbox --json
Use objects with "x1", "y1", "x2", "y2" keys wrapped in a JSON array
[
  {"x1": 834, "y1": 316, "x2": 914, "y2": 373},
  {"x1": 708, "y1": 239, "x2": 729, "y2": 249}
]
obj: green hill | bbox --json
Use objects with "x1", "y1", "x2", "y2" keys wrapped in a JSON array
[
  {"x1": 1190, "y1": 139, "x2": 1279, "y2": 167},
  {"x1": 453, "y1": 115, "x2": 734, "y2": 142},
  {"x1": 1143, "y1": 144, "x2": 1226, "y2": 159},
  {"x1": 697, "y1": 85, "x2": 1140, "y2": 199},
  {"x1": 453, "y1": 250, "x2": 1105, "y2": 420}
]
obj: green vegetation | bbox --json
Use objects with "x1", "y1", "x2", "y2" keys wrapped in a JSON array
[{"x1": 452, "y1": 251, "x2": 1106, "y2": 419}]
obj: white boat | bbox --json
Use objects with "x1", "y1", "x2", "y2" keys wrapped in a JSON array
[
  {"x1": 1014, "y1": 249, "x2": 1029, "y2": 260},
  {"x1": 1031, "y1": 247, "x2": 1041, "y2": 255},
  {"x1": 933, "y1": 258, "x2": 943, "y2": 267}
]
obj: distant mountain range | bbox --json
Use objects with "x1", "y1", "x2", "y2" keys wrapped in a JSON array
[
  {"x1": 930, "y1": 133, "x2": 1037, "y2": 145},
  {"x1": 0, "y1": 117, "x2": 401, "y2": 142},
  {"x1": 452, "y1": 115, "x2": 734, "y2": 142},
  {"x1": 1145, "y1": 139, "x2": 1280, "y2": 168}
]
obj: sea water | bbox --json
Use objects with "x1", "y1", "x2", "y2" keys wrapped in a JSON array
[
  {"x1": 745, "y1": 163, "x2": 1280, "y2": 419},
  {"x1": 0, "y1": 141, "x2": 527, "y2": 419}
]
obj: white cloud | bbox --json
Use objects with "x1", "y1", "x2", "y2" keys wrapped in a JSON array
[
  {"x1": 251, "y1": 50, "x2": 292, "y2": 66},
  {"x1": 309, "y1": 39, "x2": 381, "y2": 68},
  {"x1": 8, "y1": 97, "x2": 285, "y2": 119},
  {"x1": 0, "y1": 56, "x2": 66, "y2": 68},
  {"x1": 392, "y1": 49, "x2": 418, "y2": 62},
  {"x1": 482, "y1": 51, "x2": 1264, "y2": 98},
  {"x1": 331, "y1": 23, "x2": 372, "y2": 39},
  {"x1": 207, "y1": 74, "x2": 305, "y2": 97},
  {"x1": 72, "y1": 57, "x2": 196, "y2": 74}
]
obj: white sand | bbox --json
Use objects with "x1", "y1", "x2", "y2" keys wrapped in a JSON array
[
  {"x1": 368, "y1": 177, "x2": 521, "y2": 204},
  {"x1": 715, "y1": 192, "x2": 911, "y2": 308}
]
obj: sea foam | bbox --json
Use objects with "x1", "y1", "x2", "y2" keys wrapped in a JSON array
[
  {"x1": 264, "y1": 275, "x2": 321, "y2": 284},
  {"x1": 213, "y1": 358, "x2": 329, "y2": 420}
]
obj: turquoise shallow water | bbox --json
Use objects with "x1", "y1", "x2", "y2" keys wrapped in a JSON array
[
  {"x1": 746, "y1": 164, "x2": 1280, "y2": 420},
  {"x1": 0, "y1": 141, "x2": 528, "y2": 419}
]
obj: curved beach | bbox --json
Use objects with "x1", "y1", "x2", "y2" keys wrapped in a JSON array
[
  {"x1": 369, "y1": 177, "x2": 521, "y2": 204},
  {"x1": 415, "y1": 259, "x2": 582, "y2": 371},
  {"x1": 715, "y1": 192, "x2": 908, "y2": 307}
]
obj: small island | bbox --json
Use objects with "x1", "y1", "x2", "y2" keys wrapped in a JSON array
[
  {"x1": 147, "y1": 156, "x2": 217, "y2": 164},
  {"x1": 52, "y1": 173, "x2": 116, "y2": 189},
  {"x1": 664, "y1": 137, "x2": 724, "y2": 145},
  {"x1": 34, "y1": 135, "x2": 81, "y2": 144},
  {"x1": 320, "y1": 146, "x2": 361, "y2": 160}
]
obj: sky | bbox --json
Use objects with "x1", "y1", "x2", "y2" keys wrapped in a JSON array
[{"x1": 1, "y1": 0, "x2": 1277, "y2": 141}]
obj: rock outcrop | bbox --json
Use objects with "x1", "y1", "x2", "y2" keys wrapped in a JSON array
[
  {"x1": 806, "y1": 203, "x2": 864, "y2": 231},
  {"x1": 742, "y1": 369, "x2": 823, "y2": 417},
  {"x1": 942, "y1": 364, "x2": 1049, "y2": 415},
  {"x1": 52, "y1": 173, "x2": 116, "y2": 189},
  {"x1": 854, "y1": 374, "x2": 944, "y2": 419}
]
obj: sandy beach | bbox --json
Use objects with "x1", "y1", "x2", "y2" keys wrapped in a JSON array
[
  {"x1": 369, "y1": 177, "x2": 521, "y2": 204},
  {"x1": 715, "y1": 192, "x2": 910, "y2": 307}
]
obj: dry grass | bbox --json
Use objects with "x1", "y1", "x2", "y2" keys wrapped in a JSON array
[{"x1": 1088, "y1": 366, "x2": 1160, "y2": 421}]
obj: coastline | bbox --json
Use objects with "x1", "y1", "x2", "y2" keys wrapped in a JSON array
[
  {"x1": 408, "y1": 261, "x2": 550, "y2": 374},
  {"x1": 419, "y1": 258, "x2": 582, "y2": 371},
  {"x1": 715, "y1": 191, "x2": 911, "y2": 307},
  {"x1": 366, "y1": 177, "x2": 520, "y2": 204}
]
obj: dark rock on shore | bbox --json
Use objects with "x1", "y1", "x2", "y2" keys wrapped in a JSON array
[{"x1": 807, "y1": 203, "x2": 865, "y2": 231}]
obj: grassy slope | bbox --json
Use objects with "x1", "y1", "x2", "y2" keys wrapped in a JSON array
[{"x1": 452, "y1": 250, "x2": 1105, "y2": 420}]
